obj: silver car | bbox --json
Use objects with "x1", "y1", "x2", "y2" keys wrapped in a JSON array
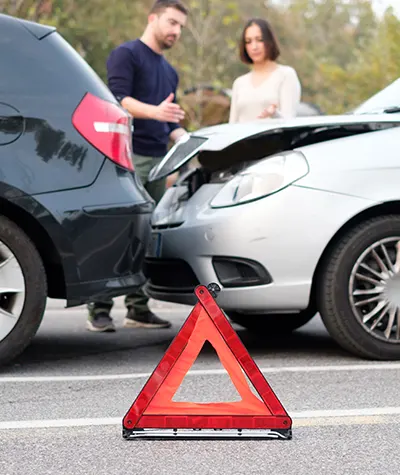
[{"x1": 144, "y1": 78, "x2": 400, "y2": 360}]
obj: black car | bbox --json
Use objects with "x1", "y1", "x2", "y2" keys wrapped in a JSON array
[{"x1": 0, "y1": 14, "x2": 154, "y2": 365}]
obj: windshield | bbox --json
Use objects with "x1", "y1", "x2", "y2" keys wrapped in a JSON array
[{"x1": 353, "y1": 78, "x2": 400, "y2": 114}]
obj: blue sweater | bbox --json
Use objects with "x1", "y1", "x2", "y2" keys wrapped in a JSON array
[{"x1": 106, "y1": 39, "x2": 180, "y2": 157}]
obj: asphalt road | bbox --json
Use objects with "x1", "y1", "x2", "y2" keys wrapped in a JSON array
[{"x1": 1, "y1": 298, "x2": 399, "y2": 475}]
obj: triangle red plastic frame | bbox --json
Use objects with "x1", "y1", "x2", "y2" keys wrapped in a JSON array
[{"x1": 122, "y1": 284, "x2": 292, "y2": 440}]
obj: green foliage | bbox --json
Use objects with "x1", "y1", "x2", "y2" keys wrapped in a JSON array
[
  {"x1": 2, "y1": 0, "x2": 399, "y2": 123},
  {"x1": 318, "y1": 7, "x2": 400, "y2": 113}
]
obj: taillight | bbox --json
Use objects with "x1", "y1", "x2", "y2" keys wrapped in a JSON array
[{"x1": 72, "y1": 92, "x2": 134, "y2": 171}]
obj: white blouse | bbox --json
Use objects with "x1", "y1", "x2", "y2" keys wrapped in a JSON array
[{"x1": 229, "y1": 64, "x2": 302, "y2": 123}]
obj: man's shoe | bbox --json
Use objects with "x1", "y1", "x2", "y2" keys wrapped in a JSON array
[
  {"x1": 123, "y1": 309, "x2": 172, "y2": 329},
  {"x1": 86, "y1": 312, "x2": 116, "y2": 332}
]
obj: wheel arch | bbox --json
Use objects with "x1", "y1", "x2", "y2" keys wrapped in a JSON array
[
  {"x1": 309, "y1": 200, "x2": 400, "y2": 309},
  {"x1": 0, "y1": 197, "x2": 68, "y2": 299}
]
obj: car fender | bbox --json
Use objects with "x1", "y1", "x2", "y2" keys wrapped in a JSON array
[{"x1": 0, "y1": 182, "x2": 78, "y2": 284}]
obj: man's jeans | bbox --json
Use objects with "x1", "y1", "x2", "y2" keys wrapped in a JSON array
[{"x1": 87, "y1": 153, "x2": 166, "y2": 317}]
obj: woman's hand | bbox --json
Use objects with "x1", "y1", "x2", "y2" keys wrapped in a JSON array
[{"x1": 257, "y1": 103, "x2": 277, "y2": 119}]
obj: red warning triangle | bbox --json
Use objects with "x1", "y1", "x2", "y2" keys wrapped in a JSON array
[{"x1": 123, "y1": 285, "x2": 292, "y2": 439}]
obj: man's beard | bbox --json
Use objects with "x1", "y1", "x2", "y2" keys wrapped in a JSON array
[{"x1": 157, "y1": 33, "x2": 177, "y2": 50}]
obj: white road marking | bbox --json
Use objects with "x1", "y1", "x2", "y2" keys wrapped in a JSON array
[
  {"x1": 44, "y1": 303, "x2": 190, "y2": 314},
  {"x1": 0, "y1": 418, "x2": 120, "y2": 429},
  {"x1": 0, "y1": 362, "x2": 399, "y2": 383},
  {"x1": 293, "y1": 407, "x2": 400, "y2": 418},
  {"x1": 45, "y1": 308, "x2": 188, "y2": 314},
  {"x1": 0, "y1": 407, "x2": 399, "y2": 430}
]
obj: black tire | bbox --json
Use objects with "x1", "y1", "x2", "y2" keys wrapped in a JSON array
[
  {"x1": 318, "y1": 215, "x2": 400, "y2": 360},
  {"x1": 227, "y1": 308, "x2": 316, "y2": 334},
  {"x1": 0, "y1": 215, "x2": 47, "y2": 366}
]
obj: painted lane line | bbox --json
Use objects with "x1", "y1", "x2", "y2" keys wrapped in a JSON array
[
  {"x1": 0, "y1": 418, "x2": 120, "y2": 430},
  {"x1": 45, "y1": 307, "x2": 190, "y2": 314},
  {"x1": 293, "y1": 407, "x2": 400, "y2": 418},
  {"x1": 294, "y1": 415, "x2": 397, "y2": 428},
  {"x1": 1, "y1": 407, "x2": 400, "y2": 430},
  {"x1": 1, "y1": 362, "x2": 400, "y2": 383}
]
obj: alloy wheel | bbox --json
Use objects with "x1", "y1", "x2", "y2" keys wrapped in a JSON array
[
  {"x1": 349, "y1": 237, "x2": 400, "y2": 343},
  {"x1": 0, "y1": 241, "x2": 25, "y2": 341}
]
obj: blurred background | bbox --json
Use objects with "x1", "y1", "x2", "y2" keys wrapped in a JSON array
[{"x1": 1, "y1": 0, "x2": 399, "y2": 130}]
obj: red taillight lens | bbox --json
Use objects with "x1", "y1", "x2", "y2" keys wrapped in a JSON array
[{"x1": 72, "y1": 92, "x2": 134, "y2": 171}]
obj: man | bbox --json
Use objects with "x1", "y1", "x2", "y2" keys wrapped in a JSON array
[{"x1": 87, "y1": 0, "x2": 189, "y2": 332}]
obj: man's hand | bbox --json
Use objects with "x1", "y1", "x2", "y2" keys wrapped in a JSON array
[
  {"x1": 120, "y1": 94, "x2": 185, "y2": 122},
  {"x1": 257, "y1": 103, "x2": 277, "y2": 119},
  {"x1": 154, "y1": 93, "x2": 185, "y2": 123}
]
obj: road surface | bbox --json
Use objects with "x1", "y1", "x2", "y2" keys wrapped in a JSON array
[{"x1": 0, "y1": 298, "x2": 399, "y2": 474}]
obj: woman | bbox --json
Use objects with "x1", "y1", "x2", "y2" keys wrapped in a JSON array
[{"x1": 229, "y1": 18, "x2": 301, "y2": 123}]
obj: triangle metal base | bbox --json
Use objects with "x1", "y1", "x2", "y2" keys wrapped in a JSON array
[{"x1": 123, "y1": 427, "x2": 292, "y2": 440}]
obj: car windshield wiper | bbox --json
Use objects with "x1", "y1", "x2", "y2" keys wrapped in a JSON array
[
  {"x1": 383, "y1": 106, "x2": 400, "y2": 114},
  {"x1": 354, "y1": 106, "x2": 400, "y2": 115}
]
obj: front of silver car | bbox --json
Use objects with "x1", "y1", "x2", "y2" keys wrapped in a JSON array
[{"x1": 144, "y1": 80, "x2": 400, "y2": 314}]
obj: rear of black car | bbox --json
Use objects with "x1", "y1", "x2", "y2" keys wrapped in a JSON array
[{"x1": 0, "y1": 14, "x2": 153, "y2": 364}]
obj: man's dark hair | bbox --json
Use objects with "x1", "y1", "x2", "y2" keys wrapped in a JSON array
[
  {"x1": 150, "y1": 0, "x2": 188, "y2": 16},
  {"x1": 239, "y1": 18, "x2": 280, "y2": 64}
]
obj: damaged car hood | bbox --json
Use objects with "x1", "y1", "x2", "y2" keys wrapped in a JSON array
[
  {"x1": 149, "y1": 113, "x2": 400, "y2": 181},
  {"x1": 148, "y1": 78, "x2": 400, "y2": 181},
  {"x1": 183, "y1": 114, "x2": 400, "y2": 150}
]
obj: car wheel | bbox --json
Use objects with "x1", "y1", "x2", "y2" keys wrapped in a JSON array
[
  {"x1": 0, "y1": 215, "x2": 47, "y2": 366},
  {"x1": 318, "y1": 215, "x2": 400, "y2": 360},
  {"x1": 227, "y1": 309, "x2": 316, "y2": 334}
]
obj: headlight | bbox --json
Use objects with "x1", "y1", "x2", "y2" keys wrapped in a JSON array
[{"x1": 210, "y1": 151, "x2": 309, "y2": 208}]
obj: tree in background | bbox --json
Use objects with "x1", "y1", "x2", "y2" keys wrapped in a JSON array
[
  {"x1": 1, "y1": 0, "x2": 399, "y2": 123},
  {"x1": 1, "y1": 0, "x2": 153, "y2": 73},
  {"x1": 252, "y1": 0, "x2": 379, "y2": 111},
  {"x1": 166, "y1": 0, "x2": 242, "y2": 128},
  {"x1": 319, "y1": 7, "x2": 400, "y2": 112}
]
